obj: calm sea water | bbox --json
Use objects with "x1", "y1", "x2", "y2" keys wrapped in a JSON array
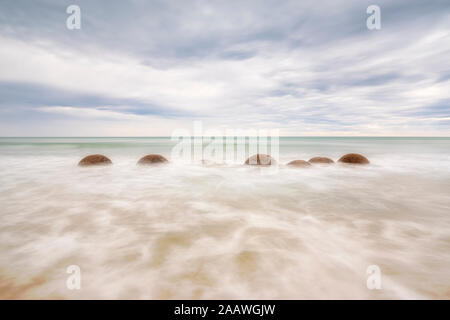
[{"x1": 0, "y1": 137, "x2": 449, "y2": 299}]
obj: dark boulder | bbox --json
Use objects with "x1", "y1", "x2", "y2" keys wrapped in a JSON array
[
  {"x1": 244, "y1": 154, "x2": 276, "y2": 166},
  {"x1": 287, "y1": 160, "x2": 311, "y2": 167},
  {"x1": 78, "y1": 154, "x2": 112, "y2": 166},
  {"x1": 137, "y1": 154, "x2": 168, "y2": 165},
  {"x1": 338, "y1": 153, "x2": 370, "y2": 165},
  {"x1": 308, "y1": 157, "x2": 334, "y2": 164}
]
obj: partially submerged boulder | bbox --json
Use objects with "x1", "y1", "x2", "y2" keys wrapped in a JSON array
[
  {"x1": 308, "y1": 157, "x2": 334, "y2": 164},
  {"x1": 78, "y1": 154, "x2": 112, "y2": 166},
  {"x1": 338, "y1": 153, "x2": 370, "y2": 165},
  {"x1": 244, "y1": 154, "x2": 276, "y2": 166},
  {"x1": 137, "y1": 154, "x2": 168, "y2": 165},
  {"x1": 287, "y1": 160, "x2": 311, "y2": 168}
]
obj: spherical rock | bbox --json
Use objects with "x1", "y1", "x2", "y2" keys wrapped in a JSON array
[
  {"x1": 308, "y1": 157, "x2": 335, "y2": 164},
  {"x1": 137, "y1": 154, "x2": 168, "y2": 165},
  {"x1": 244, "y1": 154, "x2": 276, "y2": 166},
  {"x1": 338, "y1": 153, "x2": 370, "y2": 165},
  {"x1": 78, "y1": 154, "x2": 112, "y2": 166},
  {"x1": 287, "y1": 160, "x2": 311, "y2": 168}
]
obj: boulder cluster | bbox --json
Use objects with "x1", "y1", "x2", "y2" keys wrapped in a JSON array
[
  {"x1": 78, "y1": 153, "x2": 370, "y2": 167},
  {"x1": 78, "y1": 154, "x2": 168, "y2": 166},
  {"x1": 244, "y1": 153, "x2": 370, "y2": 167}
]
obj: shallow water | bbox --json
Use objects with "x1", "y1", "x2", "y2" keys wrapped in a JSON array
[{"x1": 0, "y1": 137, "x2": 449, "y2": 299}]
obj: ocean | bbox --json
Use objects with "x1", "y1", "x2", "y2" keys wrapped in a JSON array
[{"x1": 0, "y1": 137, "x2": 449, "y2": 299}]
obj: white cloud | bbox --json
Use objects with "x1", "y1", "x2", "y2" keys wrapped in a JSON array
[
  {"x1": 38, "y1": 106, "x2": 146, "y2": 121},
  {"x1": 0, "y1": 0, "x2": 449, "y2": 136}
]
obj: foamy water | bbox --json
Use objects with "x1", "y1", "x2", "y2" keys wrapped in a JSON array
[{"x1": 0, "y1": 137, "x2": 449, "y2": 299}]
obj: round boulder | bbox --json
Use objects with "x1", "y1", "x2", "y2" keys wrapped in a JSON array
[
  {"x1": 308, "y1": 157, "x2": 334, "y2": 164},
  {"x1": 338, "y1": 153, "x2": 370, "y2": 165},
  {"x1": 137, "y1": 154, "x2": 168, "y2": 165},
  {"x1": 78, "y1": 154, "x2": 112, "y2": 166},
  {"x1": 244, "y1": 154, "x2": 276, "y2": 166},
  {"x1": 287, "y1": 160, "x2": 311, "y2": 168}
]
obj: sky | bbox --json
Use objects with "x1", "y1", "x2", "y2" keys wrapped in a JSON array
[{"x1": 0, "y1": 0, "x2": 449, "y2": 136}]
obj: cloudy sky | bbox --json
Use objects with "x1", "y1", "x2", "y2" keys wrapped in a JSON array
[{"x1": 0, "y1": 0, "x2": 449, "y2": 136}]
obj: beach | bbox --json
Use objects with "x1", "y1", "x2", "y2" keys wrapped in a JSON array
[{"x1": 0, "y1": 137, "x2": 449, "y2": 299}]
